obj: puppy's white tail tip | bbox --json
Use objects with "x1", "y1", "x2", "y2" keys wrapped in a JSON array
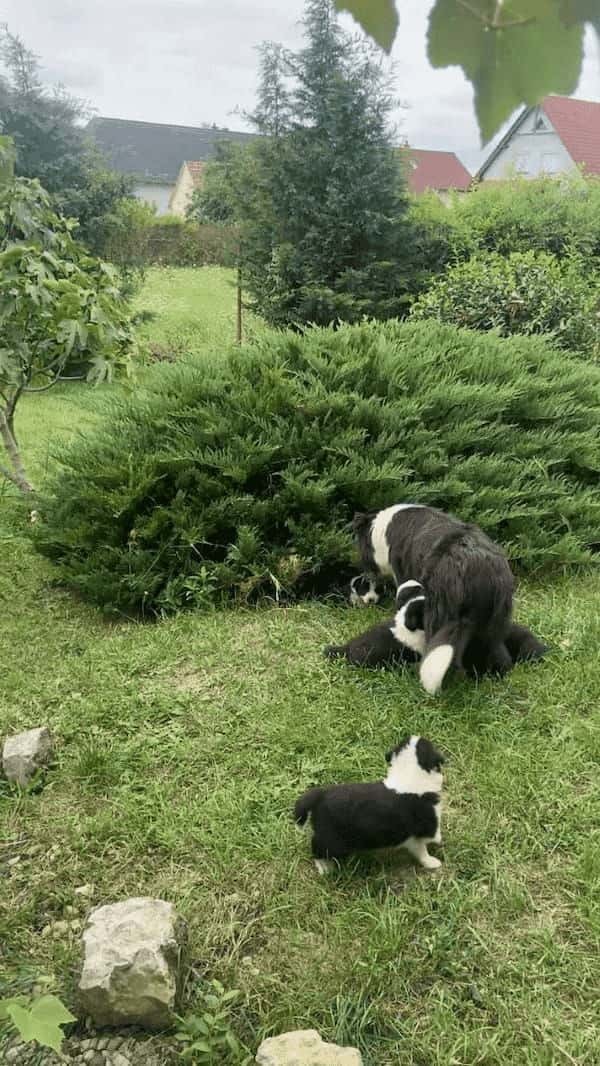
[{"x1": 420, "y1": 644, "x2": 454, "y2": 695}]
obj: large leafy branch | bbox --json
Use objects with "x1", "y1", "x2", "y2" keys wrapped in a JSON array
[
  {"x1": 0, "y1": 136, "x2": 133, "y2": 495},
  {"x1": 335, "y1": 0, "x2": 599, "y2": 143}
]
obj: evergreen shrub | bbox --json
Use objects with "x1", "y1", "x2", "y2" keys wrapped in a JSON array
[
  {"x1": 411, "y1": 251, "x2": 600, "y2": 357},
  {"x1": 454, "y1": 173, "x2": 600, "y2": 262},
  {"x1": 35, "y1": 320, "x2": 600, "y2": 616}
]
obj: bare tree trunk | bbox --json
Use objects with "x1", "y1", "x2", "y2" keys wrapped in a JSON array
[{"x1": 0, "y1": 408, "x2": 33, "y2": 494}]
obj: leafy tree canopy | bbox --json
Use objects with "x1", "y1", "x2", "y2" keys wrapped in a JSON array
[{"x1": 0, "y1": 25, "x2": 133, "y2": 254}]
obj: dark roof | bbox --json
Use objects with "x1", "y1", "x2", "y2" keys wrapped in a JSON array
[
  {"x1": 402, "y1": 148, "x2": 471, "y2": 193},
  {"x1": 478, "y1": 95, "x2": 600, "y2": 179},
  {"x1": 87, "y1": 117, "x2": 258, "y2": 182}
]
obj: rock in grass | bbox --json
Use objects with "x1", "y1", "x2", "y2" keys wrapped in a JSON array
[
  {"x1": 78, "y1": 898, "x2": 186, "y2": 1030},
  {"x1": 256, "y1": 1029, "x2": 362, "y2": 1065},
  {"x1": 2, "y1": 726, "x2": 53, "y2": 786}
]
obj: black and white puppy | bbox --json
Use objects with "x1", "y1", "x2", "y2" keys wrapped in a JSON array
[
  {"x1": 294, "y1": 734, "x2": 444, "y2": 875},
  {"x1": 327, "y1": 580, "x2": 425, "y2": 667},
  {"x1": 353, "y1": 504, "x2": 515, "y2": 695}
]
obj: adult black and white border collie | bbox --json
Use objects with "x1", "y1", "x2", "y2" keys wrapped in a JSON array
[
  {"x1": 326, "y1": 580, "x2": 426, "y2": 667},
  {"x1": 352, "y1": 504, "x2": 515, "y2": 695},
  {"x1": 294, "y1": 735, "x2": 444, "y2": 874}
]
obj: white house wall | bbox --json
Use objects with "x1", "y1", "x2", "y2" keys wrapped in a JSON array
[
  {"x1": 169, "y1": 168, "x2": 195, "y2": 217},
  {"x1": 482, "y1": 108, "x2": 575, "y2": 180},
  {"x1": 133, "y1": 182, "x2": 174, "y2": 215}
]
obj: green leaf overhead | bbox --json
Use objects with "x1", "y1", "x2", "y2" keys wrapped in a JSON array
[
  {"x1": 334, "y1": 0, "x2": 399, "y2": 51},
  {"x1": 560, "y1": 0, "x2": 600, "y2": 33},
  {"x1": 427, "y1": 0, "x2": 584, "y2": 144}
]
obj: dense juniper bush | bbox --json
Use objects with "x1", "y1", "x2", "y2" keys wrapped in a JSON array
[{"x1": 35, "y1": 320, "x2": 600, "y2": 616}]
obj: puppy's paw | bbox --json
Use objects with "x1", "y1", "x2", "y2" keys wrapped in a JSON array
[
  {"x1": 314, "y1": 859, "x2": 334, "y2": 876},
  {"x1": 421, "y1": 855, "x2": 442, "y2": 871},
  {"x1": 324, "y1": 644, "x2": 343, "y2": 660}
]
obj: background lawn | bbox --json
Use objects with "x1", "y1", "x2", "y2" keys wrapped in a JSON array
[{"x1": 1, "y1": 268, "x2": 600, "y2": 1066}]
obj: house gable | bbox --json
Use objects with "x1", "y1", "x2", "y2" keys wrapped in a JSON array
[{"x1": 478, "y1": 103, "x2": 575, "y2": 180}]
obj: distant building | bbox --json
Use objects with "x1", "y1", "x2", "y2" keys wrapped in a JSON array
[
  {"x1": 87, "y1": 117, "x2": 257, "y2": 215},
  {"x1": 477, "y1": 96, "x2": 600, "y2": 181},
  {"x1": 169, "y1": 161, "x2": 205, "y2": 217},
  {"x1": 402, "y1": 148, "x2": 472, "y2": 201}
]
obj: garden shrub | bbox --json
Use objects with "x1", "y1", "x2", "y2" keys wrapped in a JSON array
[
  {"x1": 35, "y1": 319, "x2": 600, "y2": 616},
  {"x1": 411, "y1": 251, "x2": 600, "y2": 357},
  {"x1": 454, "y1": 173, "x2": 600, "y2": 262},
  {"x1": 404, "y1": 192, "x2": 475, "y2": 294},
  {"x1": 103, "y1": 211, "x2": 239, "y2": 270}
]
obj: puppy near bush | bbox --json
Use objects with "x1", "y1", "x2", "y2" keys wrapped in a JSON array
[
  {"x1": 326, "y1": 580, "x2": 425, "y2": 667},
  {"x1": 353, "y1": 504, "x2": 515, "y2": 694},
  {"x1": 294, "y1": 735, "x2": 444, "y2": 875},
  {"x1": 330, "y1": 580, "x2": 547, "y2": 676}
]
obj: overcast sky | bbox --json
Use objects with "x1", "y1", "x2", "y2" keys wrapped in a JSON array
[{"x1": 2, "y1": 0, "x2": 599, "y2": 171}]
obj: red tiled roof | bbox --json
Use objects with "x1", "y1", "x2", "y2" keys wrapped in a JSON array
[
  {"x1": 542, "y1": 96, "x2": 600, "y2": 176},
  {"x1": 404, "y1": 148, "x2": 471, "y2": 194},
  {"x1": 184, "y1": 160, "x2": 205, "y2": 187}
]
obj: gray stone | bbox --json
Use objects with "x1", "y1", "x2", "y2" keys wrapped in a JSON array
[
  {"x1": 2, "y1": 726, "x2": 53, "y2": 786},
  {"x1": 110, "y1": 1054, "x2": 131, "y2": 1066},
  {"x1": 256, "y1": 1030, "x2": 362, "y2": 1066},
  {"x1": 78, "y1": 897, "x2": 186, "y2": 1030}
]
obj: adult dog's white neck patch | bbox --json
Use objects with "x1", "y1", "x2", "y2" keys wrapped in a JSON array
[{"x1": 370, "y1": 504, "x2": 422, "y2": 576}]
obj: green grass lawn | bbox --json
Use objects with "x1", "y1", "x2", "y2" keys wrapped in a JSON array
[
  {"x1": 133, "y1": 265, "x2": 265, "y2": 359},
  {"x1": 1, "y1": 268, "x2": 600, "y2": 1065}
]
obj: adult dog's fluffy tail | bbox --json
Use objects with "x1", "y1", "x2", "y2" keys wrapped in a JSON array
[
  {"x1": 294, "y1": 787, "x2": 324, "y2": 827},
  {"x1": 419, "y1": 620, "x2": 475, "y2": 695}
]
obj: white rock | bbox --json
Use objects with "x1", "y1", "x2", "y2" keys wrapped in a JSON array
[
  {"x1": 256, "y1": 1029, "x2": 362, "y2": 1065},
  {"x1": 2, "y1": 726, "x2": 53, "y2": 786},
  {"x1": 78, "y1": 897, "x2": 186, "y2": 1030}
]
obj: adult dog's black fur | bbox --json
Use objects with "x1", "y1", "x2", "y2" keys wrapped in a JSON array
[
  {"x1": 464, "y1": 622, "x2": 548, "y2": 675},
  {"x1": 353, "y1": 505, "x2": 515, "y2": 694},
  {"x1": 294, "y1": 735, "x2": 444, "y2": 874}
]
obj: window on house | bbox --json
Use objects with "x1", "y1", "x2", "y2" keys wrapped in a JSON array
[
  {"x1": 534, "y1": 115, "x2": 548, "y2": 133},
  {"x1": 541, "y1": 154, "x2": 561, "y2": 174}
]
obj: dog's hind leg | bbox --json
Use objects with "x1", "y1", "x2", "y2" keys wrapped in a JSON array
[
  {"x1": 312, "y1": 835, "x2": 348, "y2": 874},
  {"x1": 484, "y1": 640, "x2": 513, "y2": 677},
  {"x1": 402, "y1": 836, "x2": 441, "y2": 871}
]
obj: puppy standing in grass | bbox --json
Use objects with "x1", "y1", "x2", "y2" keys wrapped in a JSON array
[
  {"x1": 294, "y1": 735, "x2": 444, "y2": 875},
  {"x1": 353, "y1": 504, "x2": 515, "y2": 694}
]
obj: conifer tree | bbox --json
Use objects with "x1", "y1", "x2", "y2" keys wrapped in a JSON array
[{"x1": 231, "y1": 0, "x2": 410, "y2": 327}]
